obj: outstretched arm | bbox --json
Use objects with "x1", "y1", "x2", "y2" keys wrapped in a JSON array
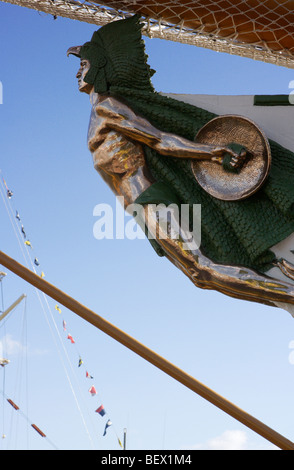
[{"x1": 96, "y1": 96, "x2": 237, "y2": 162}]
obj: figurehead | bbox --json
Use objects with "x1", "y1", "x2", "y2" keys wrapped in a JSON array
[{"x1": 67, "y1": 15, "x2": 155, "y2": 95}]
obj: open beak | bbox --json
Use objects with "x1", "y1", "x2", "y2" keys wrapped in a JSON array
[{"x1": 67, "y1": 46, "x2": 82, "y2": 57}]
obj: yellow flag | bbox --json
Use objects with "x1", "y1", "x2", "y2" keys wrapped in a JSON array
[
  {"x1": 55, "y1": 305, "x2": 62, "y2": 314},
  {"x1": 118, "y1": 438, "x2": 123, "y2": 448}
]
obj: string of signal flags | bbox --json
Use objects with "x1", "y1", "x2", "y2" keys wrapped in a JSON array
[{"x1": 0, "y1": 174, "x2": 123, "y2": 449}]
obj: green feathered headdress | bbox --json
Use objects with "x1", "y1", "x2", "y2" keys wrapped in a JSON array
[{"x1": 79, "y1": 14, "x2": 155, "y2": 94}]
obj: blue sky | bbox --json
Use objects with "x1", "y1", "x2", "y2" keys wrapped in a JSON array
[{"x1": 1, "y1": 2, "x2": 294, "y2": 451}]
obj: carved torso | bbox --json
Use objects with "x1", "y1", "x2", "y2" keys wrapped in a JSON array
[{"x1": 87, "y1": 93, "x2": 151, "y2": 206}]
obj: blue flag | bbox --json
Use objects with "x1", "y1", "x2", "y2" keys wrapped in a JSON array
[
  {"x1": 96, "y1": 405, "x2": 106, "y2": 417},
  {"x1": 103, "y1": 419, "x2": 112, "y2": 436}
]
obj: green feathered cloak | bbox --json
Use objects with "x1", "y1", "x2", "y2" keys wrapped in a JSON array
[{"x1": 80, "y1": 15, "x2": 294, "y2": 273}]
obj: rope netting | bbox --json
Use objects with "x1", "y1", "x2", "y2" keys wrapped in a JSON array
[{"x1": 3, "y1": 0, "x2": 294, "y2": 67}]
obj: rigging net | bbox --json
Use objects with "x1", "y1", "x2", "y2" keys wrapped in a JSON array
[{"x1": 2, "y1": 0, "x2": 294, "y2": 68}]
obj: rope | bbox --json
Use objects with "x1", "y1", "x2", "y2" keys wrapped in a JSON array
[
  {"x1": 0, "y1": 175, "x2": 96, "y2": 449},
  {"x1": 1, "y1": 272, "x2": 7, "y2": 443},
  {"x1": 2, "y1": 0, "x2": 294, "y2": 68},
  {"x1": 0, "y1": 390, "x2": 59, "y2": 449}
]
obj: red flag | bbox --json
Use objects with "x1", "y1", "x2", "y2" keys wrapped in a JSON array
[
  {"x1": 95, "y1": 405, "x2": 106, "y2": 417},
  {"x1": 67, "y1": 334, "x2": 75, "y2": 344},
  {"x1": 88, "y1": 386, "x2": 97, "y2": 396}
]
